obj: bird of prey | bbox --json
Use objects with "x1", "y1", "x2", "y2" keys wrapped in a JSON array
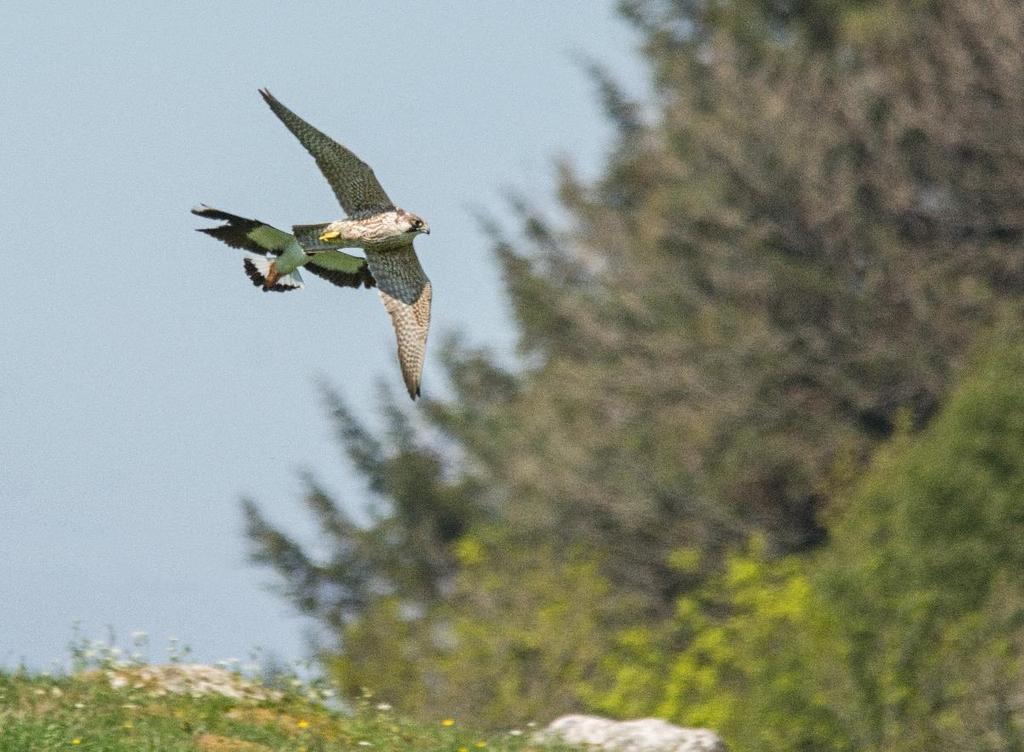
[{"x1": 194, "y1": 89, "x2": 433, "y2": 399}]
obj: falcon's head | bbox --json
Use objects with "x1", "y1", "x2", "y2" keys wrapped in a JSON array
[{"x1": 399, "y1": 210, "x2": 430, "y2": 236}]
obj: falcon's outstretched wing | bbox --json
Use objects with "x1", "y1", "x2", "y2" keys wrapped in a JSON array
[
  {"x1": 259, "y1": 88, "x2": 395, "y2": 216},
  {"x1": 365, "y1": 244, "x2": 432, "y2": 399}
]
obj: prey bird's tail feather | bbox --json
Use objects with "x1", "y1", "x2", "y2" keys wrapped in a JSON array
[{"x1": 243, "y1": 257, "x2": 303, "y2": 292}]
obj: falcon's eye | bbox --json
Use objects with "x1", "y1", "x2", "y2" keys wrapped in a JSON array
[{"x1": 411, "y1": 220, "x2": 422, "y2": 229}]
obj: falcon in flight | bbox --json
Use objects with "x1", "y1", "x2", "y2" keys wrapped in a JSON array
[{"x1": 193, "y1": 89, "x2": 432, "y2": 399}]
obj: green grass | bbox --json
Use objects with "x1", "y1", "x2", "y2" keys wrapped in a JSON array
[{"x1": 0, "y1": 667, "x2": 563, "y2": 752}]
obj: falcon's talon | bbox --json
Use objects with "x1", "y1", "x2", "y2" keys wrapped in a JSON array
[{"x1": 319, "y1": 230, "x2": 341, "y2": 242}]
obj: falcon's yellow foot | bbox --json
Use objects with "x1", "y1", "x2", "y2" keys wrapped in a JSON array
[{"x1": 319, "y1": 229, "x2": 341, "y2": 242}]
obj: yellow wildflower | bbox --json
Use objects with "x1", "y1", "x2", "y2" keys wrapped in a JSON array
[
  {"x1": 297, "y1": 719, "x2": 310, "y2": 729},
  {"x1": 476, "y1": 742, "x2": 487, "y2": 748},
  {"x1": 441, "y1": 718, "x2": 456, "y2": 727},
  {"x1": 71, "y1": 740, "x2": 81, "y2": 746}
]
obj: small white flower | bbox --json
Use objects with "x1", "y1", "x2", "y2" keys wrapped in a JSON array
[
  {"x1": 73, "y1": 702, "x2": 86, "y2": 709},
  {"x1": 375, "y1": 702, "x2": 392, "y2": 711},
  {"x1": 358, "y1": 741, "x2": 373, "y2": 747},
  {"x1": 508, "y1": 729, "x2": 523, "y2": 736}
]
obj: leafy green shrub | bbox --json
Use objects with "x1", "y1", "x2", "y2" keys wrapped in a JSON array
[
  {"x1": 329, "y1": 531, "x2": 634, "y2": 729},
  {"x1": 588, "y1": 333, "x2": 1024, "y2": 752}
]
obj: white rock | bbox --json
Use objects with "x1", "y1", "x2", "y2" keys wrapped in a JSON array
[
  {"x1": 102, "y1": 664, "x2": 281, "y2": 702},
  {"x1": 536, "y1": 714, "x2": 726, "y2": 752}
]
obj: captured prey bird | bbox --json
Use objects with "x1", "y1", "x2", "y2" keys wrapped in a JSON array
[
  {"x1": 193, "y1": 88, "x2": 433, "y2": 399},
  {"x1": 191, "y1": 205, "x2": 376, "y2": 291}
]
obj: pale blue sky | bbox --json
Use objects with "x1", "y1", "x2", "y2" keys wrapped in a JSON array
[{"x1": 0, "y1": 2, "x2": 645, "y2": 669}]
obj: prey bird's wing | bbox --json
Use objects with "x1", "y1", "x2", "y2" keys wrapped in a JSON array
[
  {"x1": 192, "y1": 205, "x2": 293, "y2": 256},
  {"x1": 365, "y1": 244, "x2": 432, "y2": 399},
  {"x1": 259, "y1": 88, "x2": 395, "y2": 216},
  {"x1": 307, "y1": 250, "x2": 377, "y2": 290}
]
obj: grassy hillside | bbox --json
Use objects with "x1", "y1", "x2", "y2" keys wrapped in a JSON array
[{"x1": 0, "y1": 663, "x2": 562, "y2": 752}]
